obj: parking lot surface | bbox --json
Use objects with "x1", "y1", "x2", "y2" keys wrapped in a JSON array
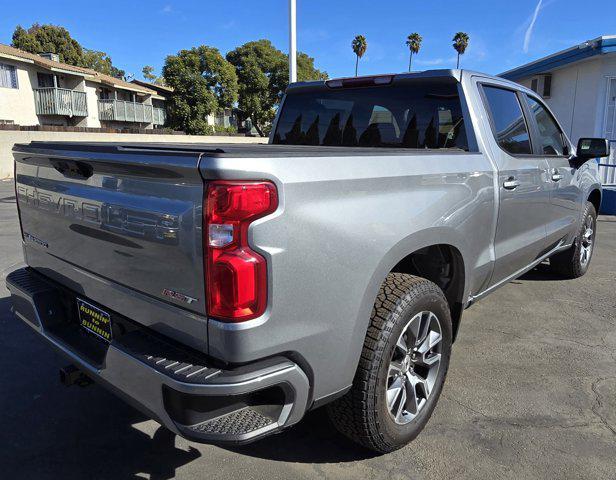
[{"x1": 1, "y1": 179, "x2": 615, "y2": 480}]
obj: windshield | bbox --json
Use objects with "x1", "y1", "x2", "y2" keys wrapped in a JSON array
[{"x1": 272, "y1": 79, "x2": 469, "y2": 150}]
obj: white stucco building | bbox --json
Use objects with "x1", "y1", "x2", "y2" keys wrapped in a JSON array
[
  {"x1": 501, "y1": 35, "x2": 616, "y2": 184},
  {"x1": 0, "y1": 44, "x2": 167, "y2": 130}
]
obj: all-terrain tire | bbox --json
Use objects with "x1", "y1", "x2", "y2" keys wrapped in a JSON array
[
  {"x1": 327, "y1": 273, "x2": 452, "y2": 453},
  {"x1": 549, "y1": 201, "x2": 597, "y2": 279}
]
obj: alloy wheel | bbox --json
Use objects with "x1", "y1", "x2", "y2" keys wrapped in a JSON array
[
  {"x1": 580, "y1": 215, "x2": 594, "y2": 268},
  {"x1": 386, "y1": 311, "x2": 442, "y2": 425}
]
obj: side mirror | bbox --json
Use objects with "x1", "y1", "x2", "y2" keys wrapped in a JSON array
[{"x1": 576, "y1": 138, "x2": 610, "y2": 160}]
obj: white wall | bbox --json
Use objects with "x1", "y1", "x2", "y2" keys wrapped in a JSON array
[
  {"x1": 83, "y1": 81, "x2": 102, "y2": 128},
  {"x1": 0, "y1": 130, "x2": 265, "y2": 179},
  {"x1": 0, "y1": 60, "x2": 39, "y2": 126},
  {"x1": 596, "y1": 55, "x2": 616, "y2": 139}
]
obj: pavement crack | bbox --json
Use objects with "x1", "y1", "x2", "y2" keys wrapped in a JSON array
[
  {"x1": 590, "y1": 377, "x2": 616, "y2": 437},
  {"x1": 443, "y1": 394, "x2": 490, "y2": 419},
  {"x1": 445, "y1": 394, "x2": 600, "y2": 431},
  {"x1": 482, "y1": 327, "x2": 607, "y2": 349}
]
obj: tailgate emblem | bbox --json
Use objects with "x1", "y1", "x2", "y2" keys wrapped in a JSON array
[{"x1": 162, "y1": 289, "x2": 198, "y2": 305}]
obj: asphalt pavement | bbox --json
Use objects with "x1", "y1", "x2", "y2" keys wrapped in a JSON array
[{"x1": 0, "y1": 179, "x2": 615, "y2": 480}]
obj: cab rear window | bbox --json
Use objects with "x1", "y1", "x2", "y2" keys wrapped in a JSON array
[{"x1": 272, "y1": 79, "x2": 469, "y2": 150}]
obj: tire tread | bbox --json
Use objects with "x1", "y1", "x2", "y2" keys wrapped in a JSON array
[{"x1": 327, "y1": 273, "x2": 450, "y2": 453}]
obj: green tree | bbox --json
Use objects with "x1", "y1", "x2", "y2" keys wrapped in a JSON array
[
  {"x1": 142, "y1": 66, "x2": 166, "y2": 86},
  {"x1": 142, "y1": 65, "x2": 157, "y2": 81},
  {"x1": 163, "y1": 45, "x2": 238, "y2": 135},
  {"x1": 12, "y1": 24, "x2": 83, "y2": 66},
  {"x1": 452, "y1": 32, "x2": 470, "y2": 69},
  {"x1": 296, "y1": 52, "x2": 329, "y2": 81},
  {"x1": 351, "y1": 35, "x2": 367, "y2": 76},
  {"x1": 405, "y1": 33, "x2": 422, "y2": 72},
  {"x1": 226, "y1": 40, "x2": 286, "y2": 137},
  {"x1": 83, "y1": 49, "x2": 125, "y2": 78},
  {"x1": 11, "y1": 23, "x2": 124, "y2": 77},
  {"x1": 226, "y1": 40, "x2": 327, "y2": 137}
]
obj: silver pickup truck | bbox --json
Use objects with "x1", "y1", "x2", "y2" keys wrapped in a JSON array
[{"x1": 6, "y1": 70, "x2": 610, "y2": 453}]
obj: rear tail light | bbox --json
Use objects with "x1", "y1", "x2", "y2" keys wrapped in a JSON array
[{"x1": 204, "y1": 181, "x2": 278, "y2": 321}]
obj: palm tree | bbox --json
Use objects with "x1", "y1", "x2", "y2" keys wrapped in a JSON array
[
  {"x1": 352, "y1": 35, "x2": 367, "y2": 76},
  {"x1": 405, "y1": 33, "x2": 422, "y2": 72},
  {"x1": 452, "y1": 32, "x2": 470, "y2": 69}
]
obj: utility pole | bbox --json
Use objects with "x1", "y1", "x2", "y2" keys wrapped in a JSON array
[{"x1": 289, "y1": 0, "x2": 297, "y2": 83}]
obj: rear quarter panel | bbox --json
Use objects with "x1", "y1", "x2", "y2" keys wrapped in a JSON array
[{"x1": 202, "y1": 151, "x2": 495, "y2": 401}]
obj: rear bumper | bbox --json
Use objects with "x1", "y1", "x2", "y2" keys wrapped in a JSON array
[{"x1": 6, "y1": 267, "x2": 310, "y2": 445}]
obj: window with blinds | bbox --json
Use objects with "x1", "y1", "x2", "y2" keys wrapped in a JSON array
[
  {"x1": 0, "y1": 63, "x2": 18, "y2": 89},
  {"x1": 605, "y1": 78, "x2": 616, "y2": 141}
]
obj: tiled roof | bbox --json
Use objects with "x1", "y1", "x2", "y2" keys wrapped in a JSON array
[
  {"x1": 96, "y1": 72, "x2": 157, "y2": 95},
  {"x1": 0, "y1": 43, "x2": 156, "y2": 95},
  {"x1": 131, "y1": 79, "x2": 174, "y2": 93}
]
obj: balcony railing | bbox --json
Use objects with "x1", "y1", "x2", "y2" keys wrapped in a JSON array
[
  {"x1": 98, "y1": 99, "x2": 166, "y2": 125},
  {"x1": 34, "y1": 88, "x2": 88, "y2": 117}
]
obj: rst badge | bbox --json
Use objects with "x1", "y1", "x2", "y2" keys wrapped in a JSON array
[
  {"x1": 23, "y1": 232, "x2": 49, "y2": 248},
  {"x1": 162, "y1": 288, "x2": 198, "y2": 305}
]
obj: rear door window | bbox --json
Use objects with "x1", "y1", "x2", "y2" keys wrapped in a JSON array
[
  {"x1": 272, "y1": 79, "x2": 469, "y2": 150},
  {"x1": 482, "y1": 86, "x2": 532, "y2": 155}
]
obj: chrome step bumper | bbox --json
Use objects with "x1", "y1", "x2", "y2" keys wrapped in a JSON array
[{"x1": 6, "y1": 267, "x2": 310, "y2": 445}]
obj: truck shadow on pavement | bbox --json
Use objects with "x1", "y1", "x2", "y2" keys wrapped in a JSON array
[
  {"x1": 516, "y1": 264, "x2": 570, "y2": 282},
  {"x1": 226, "y1": 408, "x2": 378, "y2": 462},
  {"x1": 0, "y1": 295, "x2": 201, "y2": 479},
  {"x1": 0, "y1": 296, "x2": 375, "y2": 480}
]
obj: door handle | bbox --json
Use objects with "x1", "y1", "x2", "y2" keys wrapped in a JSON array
[
  {"x1": 503, "y1": 177, "x2": 520, "y2": 190},
  {"x1": 551, "y1": 169, "x2": 563, "y2": 182}
]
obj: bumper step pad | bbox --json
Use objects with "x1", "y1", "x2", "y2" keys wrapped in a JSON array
[{"x1": 188, "y1": 407, "x2": 275, "y2": 436}]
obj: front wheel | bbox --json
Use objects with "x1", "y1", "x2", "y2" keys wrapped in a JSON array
[
  {"x1": 549, "y1": 202, "x2": 597, "y2": 279},
  {"x1": 327, "y1": 273, "x2": 452, "y2": 453}
]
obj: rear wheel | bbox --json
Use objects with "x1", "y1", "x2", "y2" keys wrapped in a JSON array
[
  {"x1": 327, "y1": 273, "x2": 452, "y2": 453},
  {"x1": 549, "y1": 202, "x2": 597, "y2": 278}
]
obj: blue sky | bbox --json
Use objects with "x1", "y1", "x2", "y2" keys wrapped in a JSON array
[{"x1": 1, "y1": 0, "x2": 615, "y2": 80}]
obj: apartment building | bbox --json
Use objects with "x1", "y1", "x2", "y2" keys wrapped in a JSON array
[{"x1": 0, "y1": 43, "x2": 166, "y2": 129}]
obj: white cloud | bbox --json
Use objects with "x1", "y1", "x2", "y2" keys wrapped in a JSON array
[
  {"x1": 523, "y1": 0, "x2": 544, "y2": 53},
  {"x1": 416, "y1": 56, "x2": 457, "y2": 67},
  {"x1": 299, "y1": 28, "x2": 331, "y2": 44},
  {"x1": 160, "y1": 4, "x2": 172, "y2": 14}
]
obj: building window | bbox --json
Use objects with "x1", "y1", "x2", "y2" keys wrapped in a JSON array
[
  {"x1": 0, "y1": 63, "x2": 18, "y2": 89},
  {"x1": 37, "y1": 73, "x2": 56, "y2": 88},
  {"x1": 530, "y1": 78, "x2": 539, "y2": 93},
  {"x1": 605, "y1": 78, "x2": 616, "y2": 141},
  {"x1": 100, "y1": 88, "x2": 112, "y2": 100},
  {"x1": 542, "y1": 75, "x2": 552, "y2": 98}
]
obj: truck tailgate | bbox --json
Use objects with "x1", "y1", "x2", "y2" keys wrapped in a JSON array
[{"x1": 13, "y1": 142, "x2": 208, "y2": 349}]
